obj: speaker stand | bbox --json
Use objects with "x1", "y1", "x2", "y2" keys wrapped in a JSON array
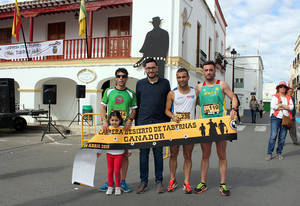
[
  {"x1": 41, "y1": 104, "x2": 65, "y2": 141},
  {"x1": 68, "y1": 98, "x2": 90, "y2": 127}
]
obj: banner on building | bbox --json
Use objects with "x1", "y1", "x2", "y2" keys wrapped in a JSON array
[
  {"x1": 84, "y1": 116, "x2": 238, "y2": 150},
  {"x1": 0, "y1": 40, "x2": 63, "y2": 60}
]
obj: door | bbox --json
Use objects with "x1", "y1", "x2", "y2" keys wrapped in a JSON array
[{"x1": 107, "y1": 16, "x2": 130, "y2": 57}]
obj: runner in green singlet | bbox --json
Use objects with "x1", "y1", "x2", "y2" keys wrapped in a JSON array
[{"x1": 195, "y1": 61, "x2": 238, "y2": 196}]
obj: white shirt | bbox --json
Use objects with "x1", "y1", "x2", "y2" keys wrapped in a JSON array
[
  {"x1": 173, "y1": 87, "x2": 196, "y2": 120},
  {"x1": 270, "y1": 95, "x2": 294, "y2": 118}
]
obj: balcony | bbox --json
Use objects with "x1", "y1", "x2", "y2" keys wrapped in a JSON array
[{"x1": 0, "y1": 35, "x2": 131, "y2": 62}]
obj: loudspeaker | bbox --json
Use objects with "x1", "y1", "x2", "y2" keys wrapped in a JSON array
[
  {"x1": 43, "y1": 84, "x2": 57, "y2": 104},
  {"x1": 0, "y1": 78, "x2": 15, "y2": 113},
  {"x1": 76, "y1": 85, "x2": 86, "y2": 98}
]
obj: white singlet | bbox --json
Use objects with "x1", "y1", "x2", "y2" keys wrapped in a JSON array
[{"x1": 173, "y1": 87, "x2": 196, "y2": 120}]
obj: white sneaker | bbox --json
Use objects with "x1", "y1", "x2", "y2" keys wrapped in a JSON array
[
  {"x1": 115, "y1": 187, "x2": 121, "y2": 195},
  {"x1": 106, "y1": 187, "x2": 113, "y2": 195}
]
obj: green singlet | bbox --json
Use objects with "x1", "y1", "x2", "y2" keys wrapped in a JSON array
[
  {"x1": 199, "y1": 80, "x2": 227, "y2": 119},
  {"x1": 101, "y1": 87, "x2": 137, "y2": 124}
]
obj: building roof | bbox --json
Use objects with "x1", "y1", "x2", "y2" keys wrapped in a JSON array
[{"x1": 0, "y1": 0, "x2": 132, "y2": 18}]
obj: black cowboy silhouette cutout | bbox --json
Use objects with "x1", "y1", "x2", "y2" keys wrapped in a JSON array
[
  {"x1": 199, "y1": 123, "x2": 206, "y2": 136},
  {"x1": 134, "y1": 16, "x2": 169, "y2": 78},
  {"x1": 207, "y1": 119, "x2": 218, "y2": 137},
  {"x1": 218, "y1": 120, "x2": 228, "y2": 135}
]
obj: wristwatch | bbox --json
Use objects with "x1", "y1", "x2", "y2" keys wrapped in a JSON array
[
  {"x1": 232, "y1": 108, "x2": 238, "y2": 112},
  {"x1": 128, "y1": 117, "x2": 134, "y2": 121}
]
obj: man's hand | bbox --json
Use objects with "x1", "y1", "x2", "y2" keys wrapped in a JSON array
[
  {"x1": 172, "y1": 115, "x2": 180, "y2": 123},
  {"x1": 230, "y1": 109, "x2": 237, "y2": 120},
  {"x1": 124, "y1": 119, "x2": 133, "y2": 131},
  {"x1": 102, "y1": 120, "x2": 109, "y2": 133}
]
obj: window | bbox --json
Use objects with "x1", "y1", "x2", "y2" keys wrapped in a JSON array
[
  {"x1": 0, "y1": 28, "x2": 12, "y2": 44},
  {"x1": 196, "y1": 23, "x2": 201, "y2": 67},
  {"x1": 235, "y1": 78, "x2": 244, "y2": 88},
  {"x1": 48, "y1": 22, "x2": 65, "y2": 40}
]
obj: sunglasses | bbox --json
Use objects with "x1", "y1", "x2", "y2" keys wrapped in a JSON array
[
  {"x1": 278, "y1": 85, "x2": 286, "y2": 88},
  {"x1": 116, "y1": 74, "x2": 128, "y2": 78}
]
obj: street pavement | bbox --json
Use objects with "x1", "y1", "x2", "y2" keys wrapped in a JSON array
[{"x1": 0, "y1": 113, "x2": 299, "y2": 206}]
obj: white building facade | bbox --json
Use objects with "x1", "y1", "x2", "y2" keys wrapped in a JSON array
[
  {"x1": 290, "y1": 35, "x2": 300, "y2": 107},
  {"x1": 0, "y1": 0, "x2": 227, "y2": 123},
  {"x1": 225, "y1": 55, "x2": 264, "y2": 116}
]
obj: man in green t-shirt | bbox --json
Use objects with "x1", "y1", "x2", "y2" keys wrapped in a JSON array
[{"x1": 99, "y1": 68, "x2": 137, "y2": 193}]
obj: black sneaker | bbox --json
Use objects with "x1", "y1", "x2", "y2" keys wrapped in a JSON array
[
  {"x1": 219, "y1": 184, "x2": 230, "y2": 196},
  {"x1": 194, "y1": 182, "x2": 207, "y2": 194}
]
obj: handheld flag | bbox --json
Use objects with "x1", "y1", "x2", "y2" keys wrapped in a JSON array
[
  {"x1": 12, "y1": 0, "x2": 22, "y2": 42},
  {"x1": 79, "y1": 0, "x2": 87, "y2": 38}
]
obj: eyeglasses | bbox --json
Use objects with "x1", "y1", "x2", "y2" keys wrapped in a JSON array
[
  {"x1": 278, "y1": 85, "x2": 285, "y2": 88},
  {"x1": 145, "y1": 66, "x2": 157, "y2": 70},
  {"x1": 116, "y1": 74, "x2": 128, "y2": 78}
]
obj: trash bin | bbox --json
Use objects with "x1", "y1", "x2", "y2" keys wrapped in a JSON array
[{"x1": 82, "y1": 105, "x2": 93, "y2": 122}]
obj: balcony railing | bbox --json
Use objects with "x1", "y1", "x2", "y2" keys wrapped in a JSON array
[{"x1": 0, "y1": 35, "x2": 131, "y2": 62}]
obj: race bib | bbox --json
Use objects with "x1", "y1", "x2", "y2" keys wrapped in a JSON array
[
  {"x1": 203, "y1": 103, "x2": 220, "y2": 115},
  {"x1": 112, "y1": 110, "x2": 127, "y2": 120},
  {"x1": 176, "y1": 112, "x2": 191, "y2": 120}
]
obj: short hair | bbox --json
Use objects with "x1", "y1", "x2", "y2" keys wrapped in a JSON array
[
  {"x1": 108, "y1": 110, "x2": 123, "y2": 126},
  {"x1": 176, "y1": 67, "x2": 189, "y2": 76},
  {"x1": 143, "y1": 58, "x2": 157, "y2": 67},
  {"x1": 203, "y1": 60, "x2": 216, "y2": 68},
  {"x1": 115, "y1": 68, "x2": 128, "y2": 76}
]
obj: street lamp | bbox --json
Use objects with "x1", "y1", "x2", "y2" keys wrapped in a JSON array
[{"x1": 231, "y1": 48, "x2": 237, "y2": 93}]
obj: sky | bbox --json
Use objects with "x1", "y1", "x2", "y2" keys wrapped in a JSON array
[
  {"x1": 219, "y1": 0, "x2": 300, "y2": 84},
  {"x1": 1, "y1": 0, "x2": 299, "y2": 84}
]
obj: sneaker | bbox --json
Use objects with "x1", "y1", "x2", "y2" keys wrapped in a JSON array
[
  {"x1": 276, "y1": 154, "x2": 284, "y2": 160},
  {"x1": 182, "y1": 182, "x2": 193, "y2": 194},
  {"x1": 194, "y1": 182, "x2": 207, "y2": 194},
  {"x1": 156, "y1": 181, "x2": 165, "y2": 194},
  {"x1": 167, "y1": 179, "x2": 178, "y2": 192},
  {"x1": 98, "y1": 181, "x2": 108, "y2": 192},
  {"x1": 136, "y1": 182, "x2": 148, "y2": 194},
  {"x1": 265, "y1": 154, "x2": 272, "y2": 161},
  {"x1": 120, "y1": 180, "x2": 132, "y2": 193},
  {"x1": 219, "y1": 184, "x2": 230, "y2": 196},
  {"x1": 115, "y1": 187, "x2": 121, "y2": 195},
  {"x1": 106, "y1": 187, "x2": 113, "y2": 195}
]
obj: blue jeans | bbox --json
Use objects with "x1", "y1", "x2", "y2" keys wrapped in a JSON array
[
  {"x1": 251, "y1": 109, "x2": 257, "y2": 123},
  {"x1": 139, "y1": 147, "x2": 163, "y2": 183},
  {"x1": 267, "y1": 116, "x2": 288, "y2": 155}
]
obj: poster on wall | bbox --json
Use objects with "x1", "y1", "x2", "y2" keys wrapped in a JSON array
[{"x1": 0, "y1": 40, "x2": 63, "y2": 60}]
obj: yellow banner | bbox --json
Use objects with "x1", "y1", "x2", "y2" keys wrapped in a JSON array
[{"x1": 85, "y1": 116, "x2": 237, "y2": 150}]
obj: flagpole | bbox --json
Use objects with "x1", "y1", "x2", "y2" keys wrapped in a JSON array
[
  {"x1": 20, "y1": 24, "x2": 31, "y2": 61},
  {"x1": 85, "y1": 24, "x2": 89, "y2": 58}
]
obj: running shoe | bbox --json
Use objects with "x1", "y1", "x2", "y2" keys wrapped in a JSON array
[
  {"x1": 120, "y1": 180, "x2": 132, "y2": 193},
  {"x1": 115, "y1": 187, "x2": 121, "y2": 195},
  {"x1": 106, "y1": 187, "x2": 113, "y2": 195},
  {"x1": 219, "y1": 184, "x2": 231, "y2": 196},
  {"x1": 167, "y1": 179, "x2": 178, "y2": 192},
  {"x1": 182, "y1": 182, "x2": 193, "y2": 194},
  {"x1": 98, "y1": 181, "x2": 108, "y2": 192},
  {"x1": 194, "y1": 182, "x2": 207, "y2": 194}
]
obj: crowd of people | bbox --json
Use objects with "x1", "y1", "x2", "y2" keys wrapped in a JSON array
[{"x1": 95, "y1": 58, "x2": 298, "y2": 196}]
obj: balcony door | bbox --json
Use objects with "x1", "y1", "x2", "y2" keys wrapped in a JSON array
[
  {"x1": 107, "y1": 16, "x2": 130, "y2": 57},
  {"x1": 48, "y1": 22, "x2": 65, "y2": 40},
  {"x1": 0, "y1": 28, "x2": 12, "y2": 44}
]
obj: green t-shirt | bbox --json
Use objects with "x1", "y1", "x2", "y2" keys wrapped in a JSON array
[
  {"x1": 101, "y1": 87, "x2": 137, "y2": 123},
  {"x1": 199, "y1": 81, "x2": 227, "y2": 118}
]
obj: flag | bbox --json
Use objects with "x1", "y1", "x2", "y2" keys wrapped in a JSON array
[
  {"x1": 79, "y1": 0, "x2": 87, "y2": 38},
  {"x1": 12, "y1": 0, "x2": 22, "y2": 42}
]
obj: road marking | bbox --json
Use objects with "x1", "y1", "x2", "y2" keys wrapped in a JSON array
[
  {"x1": 255, "y1": 126, "x2": 267, "y2": 132},
  {"x1": 49, "y1": 142, "x2": 73, "y2": 146},
  {"x1": 237, "y1": 125, "x2": 246, "y2": 131},
  {"x1": 0, "y1": 139, "x2": 8, "y2": 142}
]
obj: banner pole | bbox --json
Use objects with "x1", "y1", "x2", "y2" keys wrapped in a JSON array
[{"x1": 21, "y1": 24, "x2": 31, "y2": 61}]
